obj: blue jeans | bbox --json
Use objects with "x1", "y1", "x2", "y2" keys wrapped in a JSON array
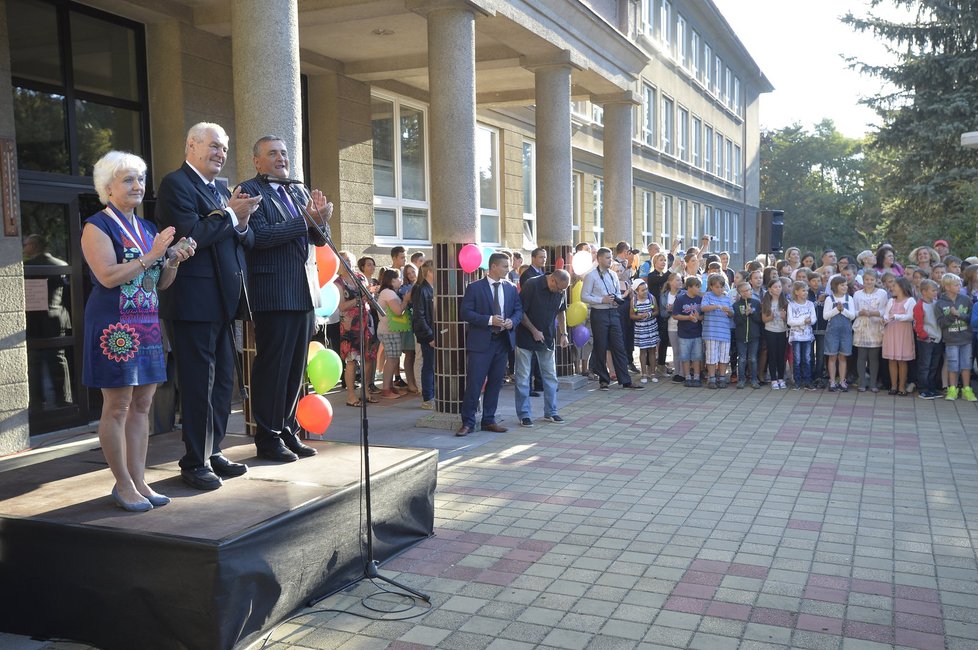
[
  {"x1": 515, "y1": 345, "x2": 558, "y2": 419},
  {"x1": 916, "y1": 340, "x2": 942, "y2": 393},
  {"x1": 792, "y1": 340, "x2": 813, "y2": 385},
  {"x1": 736, "y1": 339, "x2": 759, "y2": 383},
  {"x1": 420, "y1": 341, "x2": 435, "y2": 401}
]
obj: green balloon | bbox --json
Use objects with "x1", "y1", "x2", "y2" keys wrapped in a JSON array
[{"x1": 307, "y1": 349, "x2": 343, "y2": 394}]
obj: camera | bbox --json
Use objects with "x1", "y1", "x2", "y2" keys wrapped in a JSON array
[{"x1": 612, "y1": 296, "x2": 625, "y2": 306}]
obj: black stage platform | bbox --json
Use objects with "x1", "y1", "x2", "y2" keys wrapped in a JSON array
[{"x1": 0, "y1": 432, "x2": 437, "y2": 650}]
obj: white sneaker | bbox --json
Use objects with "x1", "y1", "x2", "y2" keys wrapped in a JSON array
[
  {"x1": 771, "y1": 382, "x2": 780, "y2": 390},
  {"x1": 651, "y1": 376, "x2": 659, "y2": 383},
  {"x1": 779, "y1": 380, "x2": 787, "y2": 389},
  {"x1": 640, "y1": 376, "x2": 649, "y2": 384}
]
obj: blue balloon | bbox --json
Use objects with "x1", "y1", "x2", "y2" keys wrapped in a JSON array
[
  {"x1": 315, "y1": 282, "x2": 341, "y2": 318},
  {"x1": 572, "y1": 324, "x2": 591, "y2": 348},
  {"x1": 480, "y1": 246, "x2": 494, "y2": 270}
]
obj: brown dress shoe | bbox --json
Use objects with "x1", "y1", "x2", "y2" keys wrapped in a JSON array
[
  {"x1": 456, "y1": 425, "x2": 473, "y2": 437},
  {"x1": 480, "y1": 423, "x2": 508, "y2": 433}
]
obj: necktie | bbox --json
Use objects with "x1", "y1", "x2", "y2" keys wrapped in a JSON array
[
  {"x1": 206, "y1": 182, "x2": 224, "y2": 207},
  {"x1": 277, "y1": 185, "x2": 299, "y2": 218},
  {"x1": 492, "y1": 281, "x2": 502, "y2": 333}
]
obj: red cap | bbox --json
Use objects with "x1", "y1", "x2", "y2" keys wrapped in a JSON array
[{"x1": 934, "y1": 239, "x2": 949, "y2": 248}]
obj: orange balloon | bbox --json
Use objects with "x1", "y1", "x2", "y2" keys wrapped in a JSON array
[
  {"x1": 316, "y1": 246, "x2": 340, "y2": 287},
  {"x1": 296, "y1": 394, "x2": 333, "y2": 435}
]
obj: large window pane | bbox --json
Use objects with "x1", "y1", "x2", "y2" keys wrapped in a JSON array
[
  {"x1": 522, "y1": 142, "x2": 534, "y2": 215},
  {"x1": 481, "y1": 214, "x2": 499, "y2": 244},
  {"x1": 7, "y1": 0, "x2": 62, "y2": 86},
  {"x1": 70, "y1": 12, "x2": 138, "y2": 100},
  {"x1": 14, "y1": 88, "x2": 69, "y2": 174},
  {"x1": 21, "y1": 202, "x2": 72, "y2": 264},
  {"x1": 402, "y1": 207, "x2": 428, "y2": 241},
  {"x1": 371, "y1": 98, "x2": 395, "y2": 197},
  {"x1": 374, "y1": 208, "x2": 396, "y2": 238},
  {"x1": 400, "y1": 105, "x2": 426, "y2": 201},
  {"x1": 476, "y1": 127, "x2": 497, "y2": 211},
  {"x1": 75, "y1": 100, "x2": 142, "y2": 176}
]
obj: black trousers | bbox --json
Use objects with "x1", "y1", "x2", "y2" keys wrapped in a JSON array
[
  {"x1": 171, "y1": 320, "x2": 235, "y2": 470},
  {"x1": 252, "y1": 310, "x2": 315, "y2": 449},
  {"x1": 589, "y1": 308, "x2": 632, "y2": 386},
  {"x1": 618, "y1": 299, "x2": 635, "y2": 364}
]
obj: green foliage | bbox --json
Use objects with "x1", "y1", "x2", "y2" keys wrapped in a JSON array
[
  {"x1": 760, "y1": 120, "x2": 878, "y2": 257},
  {"x1": 842, "y1": 0, "x2": 978, "y2": 257}
]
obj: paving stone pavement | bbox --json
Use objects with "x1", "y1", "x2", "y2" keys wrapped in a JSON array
[{"x1": 5, "y1": 376, "x2": 978, "y2": 650}]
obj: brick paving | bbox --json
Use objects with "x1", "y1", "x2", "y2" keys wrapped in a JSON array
[{"x1": 5, "y1": 377, "x2": 978, "y2": 649}]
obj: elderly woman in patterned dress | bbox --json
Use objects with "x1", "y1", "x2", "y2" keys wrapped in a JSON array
[{"x1": 81, "y1": 151, "x2": 195, "y2": 511}]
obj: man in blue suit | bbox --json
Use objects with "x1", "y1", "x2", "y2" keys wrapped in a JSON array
[
  {"x1": 238, "y1": 135, "x2": 331, "y2": 463},
  {"x1": 157, "y1": 122, "x2": 260, "y2": 490},
  {"x1": 458, "y1": 252, "x2": 523, "y2": 437}
]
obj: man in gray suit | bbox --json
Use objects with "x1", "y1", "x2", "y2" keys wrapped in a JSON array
[{"x1": 238, "y1": 135, "x2": 331, "y2": 462}]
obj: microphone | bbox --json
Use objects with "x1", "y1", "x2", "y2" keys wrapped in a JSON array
[{"x1": 258, "y1": 173, "x2": 304, "y2": 185}]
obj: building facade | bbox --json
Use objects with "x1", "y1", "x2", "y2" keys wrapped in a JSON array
[{"x1": 0, "y1": 0, "x2": 770, "y2": 450}]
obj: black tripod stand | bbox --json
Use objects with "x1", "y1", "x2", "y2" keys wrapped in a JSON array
[{"x1": 300, "y1": 198, "x2": 429, "y2": 605}]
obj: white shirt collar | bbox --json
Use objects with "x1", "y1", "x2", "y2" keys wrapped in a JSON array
[{"x1": 185, "y1": 161, "x2": 216, "y2": 186}]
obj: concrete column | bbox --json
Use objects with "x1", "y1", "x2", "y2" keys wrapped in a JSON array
[
  {"x1": 231, "y1": 0, "x2": 302, "y2": 177},
  {"x1": 599, "y1": 94, "x2": 638, "y2": 246},
  {"x1": 531, "y1": 62, "x2": 574, "y2": 247}
]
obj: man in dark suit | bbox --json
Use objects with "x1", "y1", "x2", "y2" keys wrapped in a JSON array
[
  {"x1": 238, "y1": 135, "x2": 331, "y2": 462},
  {"x1": 157, "y1": 122, "x2": 260, "y2": 490},
  {"x1": 458, "y1": 252, "x2": 523, "y2": 437},
  {"x1": 519, "y1": 247, "x2": 547, "y2": 395}
]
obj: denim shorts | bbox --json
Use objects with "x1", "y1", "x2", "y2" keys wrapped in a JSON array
[
  {"x1": 823, "y1": 320, "x2": 853, "y2": 356},
  {"x1": 945, "y1": 342, "x2": 973, "y2": 373},
  {"x1": 679, "y1": 336, "x2": 704, "y2": 362}
]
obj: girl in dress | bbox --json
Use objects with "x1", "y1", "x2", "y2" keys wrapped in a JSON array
[
  {"x1": 630, "y1": 280, "x2": 660, "y2": 384},
  {"x1": 852, "y1": 269, "x2": 888, "y2": 392},
  {"x1": 883, "y1": 277, "x2": 917, "y2": 395}
]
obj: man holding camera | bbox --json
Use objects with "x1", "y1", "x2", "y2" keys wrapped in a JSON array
[{"x1": 582, "y1": 247, "x2": 643, "y2": 391}]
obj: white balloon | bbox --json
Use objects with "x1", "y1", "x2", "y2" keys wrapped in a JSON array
[{"x1": 571, "y1": 250, "x2": 593, "y2": 276}]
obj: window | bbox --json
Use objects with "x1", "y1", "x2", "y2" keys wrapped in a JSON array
[
  {"x1": 702, "y1": 206, "x2": 712, "y2": 240},
  {"x1": 715, "y1": 131, "x2": 724, "y2": 177},
  {"x1": 733, "y1": 144, "x2": 742, "y2": 186},
  {"x1": 692, "y1": 203, "x2": 701, "y2": 240},
  {"x1": 677, "y1": 198, "x2": 687, "y2": 243},
  {"x1": 592, "y1": 104, "x2": 604, "y2": 125},
  {"x1": 725, "y1": 66, "x2": 733, "y2": 107},
  {"x1": 704, "y1": 125, "x2": 713, "y2": 171},
  {"x1": 473, "y1": 125, "x2": 500, "y2": 244},
  {"x1": 676, "y1": 14, "x2": 687, "y2": 66},
  {"x1": 642, "y1": 0, "x2": 654, "y2": 36},
  {"x1": 521, "y1": 140, "x2": 535, "y2": 247},
  {"x1": 372, "y1": 95, "x2": 429, "y2": 242},
  {"x1": 572, "y1": 172, "x2": 583, "y2": 239},
  {"x1": 734, "y1": 77, "x2": 742, "y2": 116},
  {"x1": 692, "y1": 116, "x2": 702, "y2": 167},
  {"x1": 731, "y1": 211, "x2": 740, "y2": 253},
  {"x1": 724, "y1": 210, "x2": 732, "y2": 250},
  {"x1": 661, "y1": 96, "x2": 674, "y2": 155},
  {"x1": 677, "y1": 107, "x2": 689, "y2": 162},
  {"x1": 642, "y1": 83, "x2": 656, "y2": 147},
  {"x1": 593, "y1": 177, "x2": 604, "y2": 245},
  {"x1": 571, "y1": 100, "x2": 589, "y2": 121},
  {"x1": 8, "y1": 0, "x2": 149, "y2": 177},
  {"x1": 642, "y1": 190, "x2": 655, "y2": 248},
  {"x1": 691, "y1": 30, "x2": 701, "y2": 79},
  {"x1": 659, "y1": 0, "x2": 672, "y2": 50},
  {"x1": 713, "y1": 55, "x2": 722, "y2": 96},
  {"x1": 703, "y1": 42, "x2": 713, "y2": 89},
  {"x1": 725, "y1": 138, "x2": 733, "y2": 181},
  {"x1": 661, "y1": 195, "x2": 672, "y2": 248}
]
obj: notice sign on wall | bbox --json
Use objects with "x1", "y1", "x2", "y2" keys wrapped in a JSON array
[{"x1": 24, "y1": 279, "x2": 49, "y2": 312}]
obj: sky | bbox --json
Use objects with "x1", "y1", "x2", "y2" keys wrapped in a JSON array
[{"x1": 711, "y1": 0, "x2": 906, "y2": 138}]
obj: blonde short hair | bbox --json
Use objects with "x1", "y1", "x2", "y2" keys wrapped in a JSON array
[
  {"x1": 92, "y1": 151, "x2": 147, "y2": 205},
  {"x1": 940, "y1": 273, "x2": 962, "y2": 288}
]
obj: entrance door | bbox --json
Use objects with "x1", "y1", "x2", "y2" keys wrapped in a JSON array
[{"x1": 20, "y1": 172, "x2": 103, "y2": 434}]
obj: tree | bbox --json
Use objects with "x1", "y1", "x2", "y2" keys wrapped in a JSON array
[
  {"x1": 843, "y1": 1, "x2": 978, "y2": 256},
  {"x1": 760, "y1": 120, "x2": 877, "y2": 257}
]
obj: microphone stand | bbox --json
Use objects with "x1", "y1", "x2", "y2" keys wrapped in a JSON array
[{"x1": 300, "y1": 191, "x2": 430, "y2": 606}]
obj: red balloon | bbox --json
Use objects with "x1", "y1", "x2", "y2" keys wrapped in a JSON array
[
  {"x1": 555, "y1": 257, "x2": 565, "y2": 270},
  {"x1": 316, "y1": 247, "x2": 340, "y2": 287},
  {"x1": 459, "y1": 244, "x2": 482, "y2": 274},
  {"x1": 296, "y1": 394, "x2": 333, "y2": 435}
]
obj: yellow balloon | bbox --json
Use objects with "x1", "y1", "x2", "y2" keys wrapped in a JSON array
[
  {"x1": 571, "y1": 281, "x2": 583, "y2": 304},
  {"x1": 307, "y1": 341, "x2": 326, "y2": 363},
  {"x1": 566, "y1": 302, "x2": 588, "y2": 327}
]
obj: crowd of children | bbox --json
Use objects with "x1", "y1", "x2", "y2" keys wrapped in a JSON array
[{"x1": 600, "y1": 240, "x2": 978, "y2": 401}]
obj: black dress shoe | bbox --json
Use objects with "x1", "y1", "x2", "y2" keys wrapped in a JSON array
[
  {"x1": 181, "y1": 466, "x2": 223, "y2": 491},
  {"x1": 210, "y1": 454, "x2": 248, "y2": 478},
  {"x1": 256, "y1": 439, "x2": 299, "y2": 463},
  {"x1": 456, "y1": 425, "x2": 472, "y2": 437},
  {"x1": 281, "y1": 432, "x2": 317, "y2": 457},
  {"x1": 529, "y1": 391, "x2": 541, "y2": 397}
]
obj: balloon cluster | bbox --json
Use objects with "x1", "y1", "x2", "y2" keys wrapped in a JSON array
[
  {"x1": 298, "y1": 247, "x2": 344, "y2": 436},
  {"x1": 567, "y1": 255, "x2": 592, "y2": 348}
]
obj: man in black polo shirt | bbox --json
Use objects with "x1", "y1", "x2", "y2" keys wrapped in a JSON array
[{"x1": 515, "y1": 269, "x2": 570, "y2": 427}]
